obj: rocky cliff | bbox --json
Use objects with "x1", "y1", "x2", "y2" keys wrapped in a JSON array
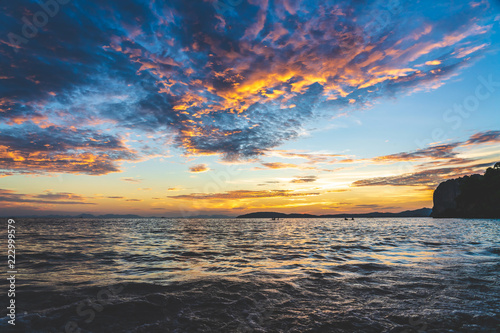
[{"x1": 431, "y1": 163, "x2": 500, "y2": 218}]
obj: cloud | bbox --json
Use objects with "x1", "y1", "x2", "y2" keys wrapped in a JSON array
[
  {"x1": 291, "y1": 176, "x2": 318, "y2": 183},
  {"x1": 270, "y1": 150, "x2": 346, "y2": 164},
  {"x1": 465, "y1": 130, "x2": 500, "y2": 145},
  {"x1": 0, "y1": 189, "x2": 95, "y2": 205},
  {"x1": 0, "y1": 125, "x2": 136, "y2": 176},
  {"x1": 34, "y1": 191, "x2": 87, "y2": 201},
  {"x1": 416, "y1": 157, "x2": 482, "y2": 169},
  {"x1": 260, "y1": 162, "x2": 299, "y2": 169},
  {"x1": 121, "y1": 177, "x2": 143, "y2": 183},
  {"x1": 354, "y1": 204, "x2": 385, "y2": 209},
  {"x1": 0, "y1": 0, "x2": 495, "y2": 165},
  {"x1": 349, "y1": 129, "x2": 500, "y2": 188},
  {"x1": 189, "y1": 164, "x2": 210, "y2": 173},
  {"x1": 352, "y1": 162, "x2": 493, "y2": 188},
  {"x1": 339, "y1": 159, "x2": 356, "y2": 164},
  {"x1": 373, "y1": 143, "x2": 460, "y2": 163},
  {"x1": 361, "y1": 130, "x2": 500, "y2": 165},
  {"x1": 257, "y1": 180, "x2": 281, "y2": 186},
  {"x1": 168, "y1": 190, "x2": 320, "y2": 200},
  {"x1": 257, "y1": 161, "x2": 330, "y2": 172}
]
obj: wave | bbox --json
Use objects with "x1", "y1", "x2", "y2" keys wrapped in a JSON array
[{"x1": 2, "y1": 273, "x2": 499, "y2": 333}]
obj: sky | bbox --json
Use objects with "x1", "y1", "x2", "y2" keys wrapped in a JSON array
[{"x1": 1, "y1": 0, "x2": 500, "y2": 217}]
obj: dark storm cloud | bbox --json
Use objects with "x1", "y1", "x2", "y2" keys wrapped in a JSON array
[{"x1": 0, "y1": 0, "x2": 496, "y2": 170}]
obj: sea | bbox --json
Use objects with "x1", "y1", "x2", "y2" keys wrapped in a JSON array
[{"x1": 0, "y1": 217, "x2": 499, "y2": 332}]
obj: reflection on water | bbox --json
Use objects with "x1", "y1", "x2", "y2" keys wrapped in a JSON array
[{"x1": 1, "y1": 218, "x2": 499, "y2": 332}]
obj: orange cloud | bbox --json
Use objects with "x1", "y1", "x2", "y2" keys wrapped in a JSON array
[
  {"x1": 260, "y1": 162, "x2": 299, "y2": 169},
  {"x1": 168, "y1": 189, "x2": 320, "y2": 200},
  {"x1": 189, "y1": 164, "x2": 210, "y2": 173}
]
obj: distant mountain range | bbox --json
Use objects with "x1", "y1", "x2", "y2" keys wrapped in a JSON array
[
  {"x1": 237, "y1": 208, "x2": 432, "y2": 219},
  {"x1": 5, "y1": 208, "x2": 433, "y2": 219}
]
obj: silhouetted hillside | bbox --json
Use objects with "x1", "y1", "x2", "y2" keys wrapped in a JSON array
[
  {"x1": 432, "y1": 163, "x2": 500, "y2": 218},
  {"x1": 237, "y1": 208, "x2": 432, "y2": 219}
]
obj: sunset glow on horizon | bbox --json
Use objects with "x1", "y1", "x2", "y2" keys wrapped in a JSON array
[{"x1": 1, "y1": 0, "x2": 500, "y2": 216}]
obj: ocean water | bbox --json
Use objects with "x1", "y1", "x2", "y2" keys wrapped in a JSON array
[{"x1": 0, "y1": 217, "x2": 499, "y2": 332}]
